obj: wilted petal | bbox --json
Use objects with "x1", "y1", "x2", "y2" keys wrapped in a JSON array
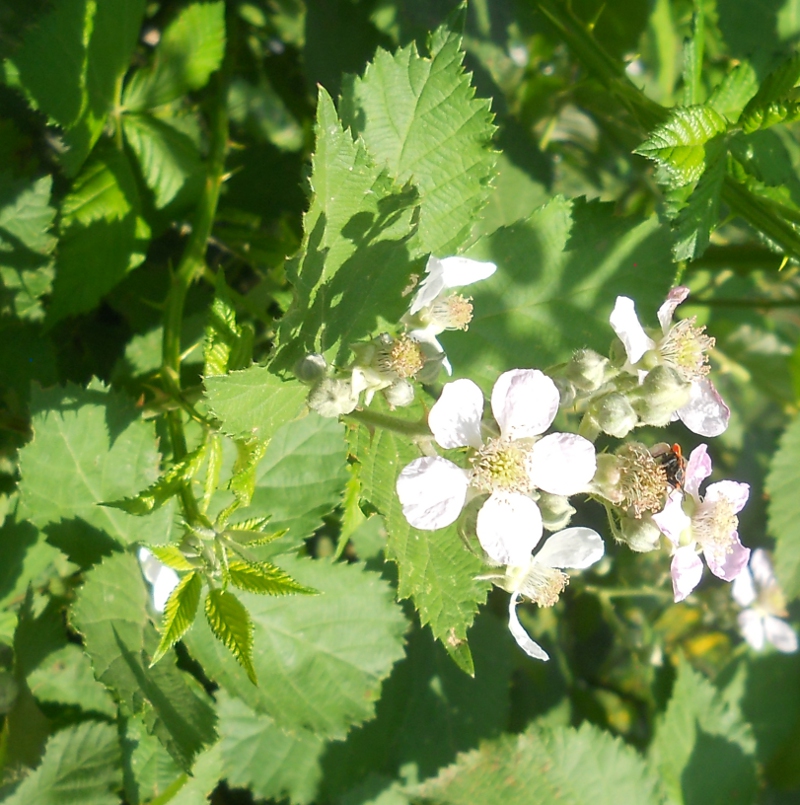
[
  {"x1": 476, "y1": 491, "x2": 543, "y2": 566},
  {"x1": 750, "y1": 548, "x2": 777, "y2": 590},
  {"x1": 764, "y1": 616, "x2": 799, "y2": 653},
  {"x1": 396, "y1": 457, "x2": 469, "y2": 530},
  {"x1": 491, "y1": 369, "x2": 559, "y2": 440},
  {"x1": 610, "y1": 296, "x2": 656, "y2": 364},
  {"x1": 671, "y1": 546, "x2": 704, "y2": 602},
  {"x1": 535, "y1": 527, "x2": 605, "y2": 569},
  {"x1": 657, "y1": 286, "x2": 690, "y2": 332},
  {"x1": 429, "y1": 379, "x2": 484, "y2": 449},
  {"x1": 704, "y1": 480, "x2": 750, "y2": 515},
  {"x1": 677, "y1": 378, "x2": 730, "y2": 437},
  {"x1": 738, "y1": 609, "x2": 766, "y2": 651},
  {"x1": 653, "y1": 489, "x2": 691, "y2": 545},
  {"x1": 683, "y1": 444, "x2": 712, "y2": 500},
  {"x1": 508, "y1": 592, "x2": 549, "y2": 660},
  {"x1": 527, "y1": 432, "x2": 596, "y2": 496},
  {"x1": 706, "y1": 533, "x2": 750, "y2": 582},
  {"x1": 732, "y1": 565, "x2": 757, "y2": 607}
]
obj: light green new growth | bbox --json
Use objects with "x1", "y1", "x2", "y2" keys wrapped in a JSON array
[
  {"x1": 151, "y1": 571, "x2": 203, "y2": 665},
  {"x1": 205, "y1": 588, "x2": 258, "y2": 685}
]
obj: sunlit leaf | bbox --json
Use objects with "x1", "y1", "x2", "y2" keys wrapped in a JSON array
[
  {"x1": 151, "y1": 571, "x2": 203, "y2": 665},
  {"x1": 205, "y1": 588, "x2": 257, "y2": 685}
]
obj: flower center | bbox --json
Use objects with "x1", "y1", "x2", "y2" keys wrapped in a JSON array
[
  {"x1": 759, "y1": 583, "x2": 788, "y2": 618},
  {"x1": 470, "y1": 438, "x2": 531, "y2": 494},
  {"x1": 659, "y1": 317, "x2": 715, "y2": 382},
  {"x1": 693, "y1": 497, "x2": 738, "y2": 553},
  {"x1": 378, "y1": 335, "x2": 425, "y2": 379},
  {"x1": 616, "y1": 442, "x2": 668, "y2": 517},
  {"x1": 427, "y1": 293, "x2": 474, "y2": 331},
  {"x1": 519, "y1": 562, "x2": 569, "y2": 607}
]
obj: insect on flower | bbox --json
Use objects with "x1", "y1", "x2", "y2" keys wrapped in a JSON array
[{"x1": 652, "y1": 442, "x2": 686, "y2": 490}]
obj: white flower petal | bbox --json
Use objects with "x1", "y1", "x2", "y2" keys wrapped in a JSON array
[
  {"x1": 653, "y1": 489, "x2": 692, "y2": 545},
  {"x1": 527, "y1": 432, "x2": 596, "y2": 496},
  {"x1": 476, "y1": 491, "x2": 543, "y2": 566},
  {"x1": 152, "y1": 566, "x2": 180, "y2": 612},
  {"x1": 732, "y1": 565, "x2": 757, "y2": 607},
  {"x1": 764, "y1": 615, "x2": 799, "y2": 653},
  {"x1": 508, "y1": 592, "x2": 549, "y2": 660},
  {"x1": 437, "y1": 255, "x2": 497, "y2": 290},
  {"x1": 705, "y1": 533, "x2": 750, "y2": 582},
  {"x1": 677, "y1": 378, "x2": 730, "y2": 437},
  {"x1": 738, "y1": 609, "x2": 766, "y2": 651},
  {"x1": 704, "y1": 480, "x2": 750, "y2": 515},
  {"x1": 610, "y1": 296, "x2": 656, "y2": 364},
  {"x1": 683, "y1": 444, "x2": 712, "y2": 500},
  {"x1": 749, "y1": 548, "x2": 776, "y2": 590},
  {"x1": 429, "y1": 379, "x2": 484, "y2": 449},
  {"x1": 535, "y1": 527, "x2": 605, "y2": 569},
  {"x1": 396, "y1": 456, "x2": 469, "y2": 530},
  {"x1": 409, "y1": 255, "x2": 448, "y2": 314},
  {"x1": 491, "y1": 369, "x2": 559, "y2": 440},
  {"x1": 656, "y1": 286, "x2": 690, "y2": 332},
  {"x1": 671, "y1": 546, "x2": 704, "y2": 602}
]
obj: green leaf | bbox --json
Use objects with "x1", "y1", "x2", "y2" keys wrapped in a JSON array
[
  {"x1": 121, "y1": 716, "x2": 183, "y2": 805},
  {"x1": 227, "y1": 559, "x2": 318, "y2": 596},
  {"x1": 18, "y1": 381, "x2": 175, "y2": 547},
  {"x1": 185, "y1": 555, "x2": 407, "y2": 739},
  {"x1": 123, "y1": 1, "x2": 226, "y2": 110},
  {"x1": 635, "y1": 104, "x2": 728, "y2": 188},
  {"x1": 150, "y1": 545, "x2": 196, "y2": 572},
  {"x1": 70, "y1": 551, "x2": 218, "y2": 770},
  {"x1": 339, "y1": 16, "x2": 496, "y2": 255},
  {"x1": 3, "y1": 721, "x2": 121, "y2": 805},
  {"x1": 0, "y1": 174, "x2": 56, "y2": 321},
  {"x1": 681, "y1": 7, "x2": 704, "y2": 106},
  {"x1": 151, "y1": 571, "x2": 203, "y2": 665},
  {"x1": 350, "y1": 419, "x2": 489, "y2": 658},
  {"x1": 204, "y1": 588, "x2": 257, "y2": 685},
  {"x1": 767, "y1": 410, "x2": 800, "y2": 599},
  {"x1": 204, "y1": 364, "x2": 307, "y2": 441},
  {"x1": 123, "y1": 113, "x2": 202, "y2": 208},
  {"x1": 48, "y1": 145, "x2": 151, "y2": 325},
  {"x1": 204, "y1": 274, "x2": 249, "y2": 377},
  {"x1": 216, "y1": 692, "x2": 325, "y2": 805},
  {"x1": 649, "y1": 659, "x2": 756, "y2": 805},
  {"x1": 708, "y1": 62, "x2": 758, "y2": 121},
  {"x1": 417, "y1": 721, "x2": 660, "y2": 805},
  {"x1": 272, "y1": 87, "x2": 421, "y2": 371},
  {"x1": 739, "y1": 53, "x2": 800, "y2": 134}
]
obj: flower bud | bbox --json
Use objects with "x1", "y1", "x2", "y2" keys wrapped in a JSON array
[
  {"x1": 538, "y1": 492, "x2": 576, "y2": 531},
  {"x1": 384, "y1": 379, "x2": 415, "y2": 408},
  {"x1": 564, "y1": 349, "x2": 610, "y2": 392},
  {"x1": 294, "y1": 353, "x2": 328, "y2": 384},
  {"x1": 589, "y1": 453, "x2": 625, "y2": 504},
  {"x1": 552, "y1": 374, "x2": 576, "y2": 408},
  {"x1": 631, "y1": 366, "x2": 691, "y2": 427},
  {"x1": 588, "y1": 392, "x2": 637, "y2": 438},
  {"x1": 618, "y1": 513, "x2": 662, "y2": 552},
  {"x1": 307, "y1": 378, "x2": 358, "y2": 418}
]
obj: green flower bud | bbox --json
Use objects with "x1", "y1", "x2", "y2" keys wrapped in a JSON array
[
  {"x1": 589, "y1": 453, "x2": 625, "y2": 504},
  {"x1": 538, "y1": 491, "x2": 576, "y2": 531},
  {"x1": 588, "y1": 392, "x2": 637, "y2": 438},
  {"x1": 564, "y1": 348, "x2": 610, "y2": 392},
  {"x1": 294, "y1": 353, "x2": 328, "y2": 384},
  {"x1": 307, "y1": 378, "x2": 358, "y2": 418},
  {"x1": 618, "y1": 513, "x2": 662, "y2": 553},
  {"x1": 631, "y1": 365, "x2": 691, "y2": 427},
  {"x1": 384, "y1": 379, "x2": 415, "y2": 408}
]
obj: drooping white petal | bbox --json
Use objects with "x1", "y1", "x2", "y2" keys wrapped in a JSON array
[
  {"x1": 491, "y1": 369, "x2": 559, "y2": 440},
  {"x1": 738, "y1": 609, "x2": 766, "y2": 651},
  {"x1": 429, "y1": 379, "x2": 484, "y2": 449},
  {"x1": 610, "y1": 296, "x2": 656, "y2": 364},
  {"x1": 396, "y1": 457, "x2": 470, "y2": 530},
  {"x1": 653, "y1": 489, "x2": 692, "y2": 545},
  {"x1": 656, "y1": 286, "x2": 690, "y2": 332},
  {"x1": 671, "y1": 546, "x2": 704, "y2": 602},
  {"x1": 704, "y1": 480, "x2": 750, "y2": 515},
  {"x1": 437, "y1": 255, "x2": 497, "y2": 290},
  {"x1": 535, "y1": 527, "x2": 605, "y2": 570},
  {"x1": 408, "y1": 256, "x2": 449, "y2": 315},
  {"x1": 526, "y1": 432, "x2": 597, "y2": 496},
  {"x1": 749, "y1": 548, "x2": 777, "y2": 590},
  {"x1": 705, "y1": 533, "x2": 750, "y2": 582},
  {"x1": 508, "y1": 592, "x2": 550, "y2": 660},
  {"x1": 683, "y1": 444, "x2": 712, "y2": 500},
  {"x1": 764, "y1": 615, "x2": 799, "y2": 653},
  {"x1": 476, "y1": 491, "x2": 543, "y2": 566},
  {"x1": 139, "y1": 550, "x2": 180, "y2": 613},
  {"x1": 732, "y1": 565, "x2": 757, "y2": 607},
  {"x1": 677, "y1": 378, "x2": 730, "y2": 437}
]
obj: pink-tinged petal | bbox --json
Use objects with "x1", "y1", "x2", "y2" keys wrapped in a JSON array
[
  {"x1": 683, "y1": 444, "x2": 712, "y2": 499},
  {"x1": 610, "y1": 296, "x2": 656, "y2": 364},
  {"x1": 706, "y1": 533, "x2": 750, "y2": 582},
  {"x1": 704, "y1": 480, "x2": 750, "y2": 515},
  {"x1": 491, "y1": 369, "x2": 559, "y2": 440},
  {"x1": 429, "y1": 379, "x2": 484, "y2": 449},
  {"x1": 508, "y1": 592, "x2": 550, "y2": 661},
  {"x1": 764, "y1": 616, "x2": 799, "y2": 653},
  {"x1": 732, "y1": 565, "x2": 757, "y2": 607},
  {"x1": 653, "y1": 489, "x2": 691, "y2": 545},
  {"x1": 437, "y1": 255, "x2": 497, "y2": 289},
  {"x1": 527, "y1": 433, "x2": 597, "y2": 496},
  {"x1": 738, "y1": 609, "x2": 766, "y2": 651},
  {"x1": 671, "y1": 546, "x2": 704, "y2": 602},
  {"x1": 535, "y1": 527, "x2": 605, "y2": 569},
  {"x1": 476, "y1": 491, "x2": 543, "y2": 566},
  {"x1": 749, "y1": 548, "x2": 776, "y2": 590},
  {"x1": 396, "y1": 457, "x2": 469, "y2": 530},
  {"x1": 677, "y1": 378, "x2": 730, "y2": 437},
  {"x1": 656, "y1": 286, "x2": 690, "y2": 332},
  {"x1": 409, "y1": 256, "x2": 448, "y2": 315}
]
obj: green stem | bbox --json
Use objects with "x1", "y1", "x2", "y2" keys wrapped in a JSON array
[
  {"x1": 344, "y1": 408, "x2": 433, "y2": 438},
  {"x1": 583, "y1": 584, "x2": 674, "y2": 601}
]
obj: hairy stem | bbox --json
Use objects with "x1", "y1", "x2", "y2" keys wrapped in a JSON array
[{"x1": 344, "y1": 408, "x2": 433, "y2": 438}]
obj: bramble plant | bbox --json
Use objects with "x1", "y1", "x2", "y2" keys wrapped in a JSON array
[{"x1": 2, "y1": 1, "x2": 800, "y2": 804}]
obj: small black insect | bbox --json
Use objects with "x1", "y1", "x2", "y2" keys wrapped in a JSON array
[{"x1": 652, "y1": 442, "x2": 686, "y2": 490}]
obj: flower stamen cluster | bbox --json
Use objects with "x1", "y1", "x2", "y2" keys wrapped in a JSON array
[
  {"x1": 470, "y1": 438, "x2": 531, "y2": 494},
  {"x1": 659, "y1": 317, "x2": 714, "y2": 382}
]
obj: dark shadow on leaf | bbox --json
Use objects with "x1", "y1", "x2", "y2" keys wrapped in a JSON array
[
  {"x1": 0, "y1": 519, "x2": 40, "y2": 603},
  {"x1": 45, "y1": 518, "x2": 121, "y2": 568}
]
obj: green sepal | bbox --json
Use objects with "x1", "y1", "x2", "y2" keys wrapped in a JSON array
[
  {"x1": 151, "y1": 571, "x2": 203, "y2": 666},
  {"x1": 205, "y1": 589, "x2": 257, "y2": 685}
]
